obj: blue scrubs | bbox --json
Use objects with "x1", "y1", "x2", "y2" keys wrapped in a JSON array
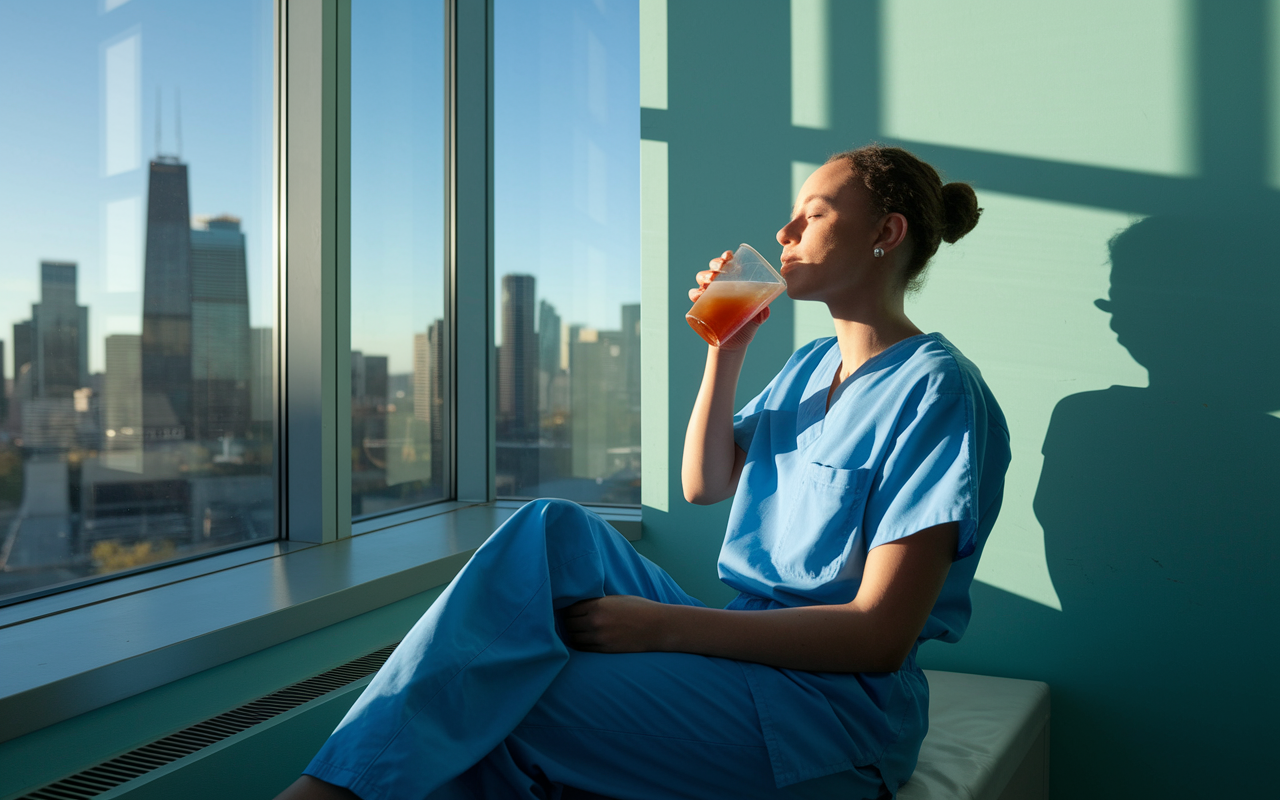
[{"x1": 305, "y1": 333, "x2": 1009, "y2": 800}]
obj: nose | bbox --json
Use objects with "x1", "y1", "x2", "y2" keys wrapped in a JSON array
[{"x1": 777, "y1": 216, "x2": 800, "y2": 247}]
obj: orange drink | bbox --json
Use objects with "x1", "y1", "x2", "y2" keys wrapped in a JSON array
[{"x1": 686, "y1": 279, "x2": 785, "y2": 347}]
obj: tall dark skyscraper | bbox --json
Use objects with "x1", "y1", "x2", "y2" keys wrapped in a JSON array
[
  {"x1": 141, "y1": 157, "x2": 194, "y2": 443},
  {"x1": 498, "y1": 273, "x2": 538, "y2": 440},
  {"x1": 496, "y1": 275, "x2": 540, "y2": 496},
  {"x1": 190, "y1": 215, "x2": 251, "y2": 441},
  {"x1": 11, "y1": 321, "x2": 32, "y2": 386}
]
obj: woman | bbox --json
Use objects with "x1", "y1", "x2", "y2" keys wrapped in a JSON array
[{"x1": 277, "y1": 144, "x2": 1009, "y2": 800}]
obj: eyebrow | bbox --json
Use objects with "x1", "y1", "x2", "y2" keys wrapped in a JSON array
[{"x1": 790, "y1": 193, "x2": 838, "y2": 216}]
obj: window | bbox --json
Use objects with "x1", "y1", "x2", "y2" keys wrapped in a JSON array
[
  {"x1": 0, "y1": 0, "x2": 642, "y2": 609},
  {"x1": 493, "y1": 0, "x2": 641, "y2": 504},
  {"x1": 349, "y1": 0, "x2": 449, "y2": 519},
  {"x1": 0, "y1": 0, "x2": 276, "y2": 604}
]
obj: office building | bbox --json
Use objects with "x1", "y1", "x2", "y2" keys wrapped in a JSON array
[
  {"x1": 496, "y1": 275, "x2": 539, "y2": 495},
  {"x1": 9, "y1": 262, "x2": 90, "y2": 451},
  {"x1": 537, "y1": 300, "x2": 563, "y2": 416},
  {"x1": 141, "y1": 157, "x2": 194, "y2": 443},
  {"x1": 103, "y1": 334, "x2": 143, "y2": 472},
  {"x1": 497, "y1": 274, "x2": 538, "y2": 441},
  {"x1": 190, "y1": 215, "x2": 251, "y2": 442}
]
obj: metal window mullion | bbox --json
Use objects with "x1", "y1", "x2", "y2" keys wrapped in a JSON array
[
  {"x1": 284, "y1": 0, "x2": 348, "y2": 543},
  {"x1": 452, "y1": 0, "x2": 495, "y2": 502}
]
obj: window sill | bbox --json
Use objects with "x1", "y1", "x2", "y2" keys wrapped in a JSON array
[{"x1": 0, "y1": 501, "x2": 641, "y2": 744}]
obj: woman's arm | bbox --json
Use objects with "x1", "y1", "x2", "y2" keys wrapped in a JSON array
[
  {"x1": 563, "y1": 522, "x2": 958, "y2": 673},
  {"x1": 680, "y1": 251, "x2": 767, "y2": 505},
  {"x1": 681, "y1": 346, "x2": 749, "y2": 504}
]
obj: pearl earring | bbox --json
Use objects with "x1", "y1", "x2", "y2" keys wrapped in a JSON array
[{"x1": 873, "y1": 247, "x2": 884, "y2": 258}]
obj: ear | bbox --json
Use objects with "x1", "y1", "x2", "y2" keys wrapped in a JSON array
[{"x1": 874, "y1": 212, "x2": 910, "y2": 254}]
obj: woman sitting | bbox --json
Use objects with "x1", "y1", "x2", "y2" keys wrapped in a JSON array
[{"x1": 276, "y1": 144, "x2": 1009, "y2": 800}]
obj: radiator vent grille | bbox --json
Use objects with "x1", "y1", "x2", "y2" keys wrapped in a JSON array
[{"x1": 19, "y1": 642, "x2": 399, "y2": 800}]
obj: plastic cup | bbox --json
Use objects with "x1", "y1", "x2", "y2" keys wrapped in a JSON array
[{"x1": 686, "y1": 243, "x2": 787, "y2": 347}]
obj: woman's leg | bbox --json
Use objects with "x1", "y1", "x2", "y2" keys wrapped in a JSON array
[
  {"x1": 424, "y1": 649, "x2": 885, "y2": 800},
  {"x1": 301, "y1": 499, "x2": 704, "y2": 800}
]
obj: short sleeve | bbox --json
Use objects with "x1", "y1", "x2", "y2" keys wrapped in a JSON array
[
  {"x1": 732, "y1": 375, "x2": 778, "y2": 454},
  {"x1": 863, "y1": 389, "x2": 978, "y2": 559}
]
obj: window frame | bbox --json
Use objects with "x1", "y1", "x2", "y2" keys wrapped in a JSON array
[{"x1": 0, "y1": 0, "x2": 643, "y2": 747}]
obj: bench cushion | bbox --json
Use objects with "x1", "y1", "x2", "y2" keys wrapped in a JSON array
[{"x1": 898, "y1": 670, "x2": 1050, "y2": 800}]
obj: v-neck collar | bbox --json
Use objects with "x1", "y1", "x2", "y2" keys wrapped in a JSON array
[
  {"x1": 795, "y1": 335, "x2": 935, "y2": 451},
  {"x1": 818, "y1": 332, "x2": 936, "y2": 413}
]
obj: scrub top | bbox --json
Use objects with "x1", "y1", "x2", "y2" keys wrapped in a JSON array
[{"x1": 720, "y1": 333, "x2": 1011, "y2": 789}]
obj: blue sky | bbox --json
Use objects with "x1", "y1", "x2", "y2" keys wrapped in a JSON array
[
  {"x1": 354, "y1": 0, "x2": 640, "y2": 370},
  {"x1": 491, "y1": 0, "x2": 641, "y2": 350},
  {"x1": 0, "y1": 0, "x2": 639, "y2": 379},
  {"x1": 0, "y1": 0, "x2": 274, "y2": 376}
]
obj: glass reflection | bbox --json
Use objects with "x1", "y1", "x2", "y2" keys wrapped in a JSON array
[
  {"x1": 0, "y1": 0, "x2": 275, "y2": 602},
  {"x1": 493, "y1": 0, "x2": 641, "y2": 504},
  {"x1": 349, "y1": 0, "x2": 447, "y2": 518}
]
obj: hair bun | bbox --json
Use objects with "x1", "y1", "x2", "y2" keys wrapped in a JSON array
[{"x1": 940, "y1": 182, "x2": 981, "y2": 243}]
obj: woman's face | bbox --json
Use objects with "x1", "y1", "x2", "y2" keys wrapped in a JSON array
[{"x1": 776, "y1": 159, "x2": 882, "y2": 304}]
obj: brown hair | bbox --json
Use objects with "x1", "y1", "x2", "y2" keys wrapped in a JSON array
[{"x1": 827, "y1": 144, "x2": 982, "y2": 291}]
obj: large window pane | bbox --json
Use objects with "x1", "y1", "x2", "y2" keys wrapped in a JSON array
[
  {"x1": 494, "y1": 0, "x2": 641, "y2": 504},
  {"x1": 0, "y1": 0, "x2": 276, "y2": 603},
  {"x1": 349, "y1": 0, "x2": 447, "y2": 518}
]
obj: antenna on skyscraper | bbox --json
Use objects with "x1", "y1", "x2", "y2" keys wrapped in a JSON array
[
  {"x1": 155, "y1": 86, "x2": 163, "y2": 158},
  {"x1": 175, "y1": 88, "x2": 182, "y2": 159}
]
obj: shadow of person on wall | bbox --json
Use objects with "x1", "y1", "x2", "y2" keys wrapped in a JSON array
[{"x1": 1031, "y1": 214, "x2": 1280, "y2": 796}]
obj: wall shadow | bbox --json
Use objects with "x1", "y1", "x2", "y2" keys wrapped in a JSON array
[
  {"x1": 1035, "y1": 215, "x2": 1279, "y2": 796},
  {"x1": 929, "y1": 216, "x2": 1280, "y2": 797}
]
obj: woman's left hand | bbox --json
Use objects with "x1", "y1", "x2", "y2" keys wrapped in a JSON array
[{"x1": 561, "y1": 595, "x2": 673, "y2": 653}]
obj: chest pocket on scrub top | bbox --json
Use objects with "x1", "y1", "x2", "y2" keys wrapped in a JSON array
[{"x1": 781, "y1": 463, "x2": 873, "y2": 585}]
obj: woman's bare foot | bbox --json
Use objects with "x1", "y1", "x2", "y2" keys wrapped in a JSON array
[{"x1": 273, "y1": 775, "x2": 360, "y2": 800}]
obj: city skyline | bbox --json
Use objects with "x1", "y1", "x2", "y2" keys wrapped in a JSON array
[{"x1": 0, "y1": 1, "x2": 276, "y2": 379}]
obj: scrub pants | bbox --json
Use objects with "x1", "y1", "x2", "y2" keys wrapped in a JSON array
[{"x1": 304, "y1": 499, "x2": 884, "y2": 800}]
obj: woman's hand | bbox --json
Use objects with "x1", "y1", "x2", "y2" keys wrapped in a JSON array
[
  {"x1": 689, "y1": 251, "x2": 770, "y2": 350},
  {"x1": 561, "y1": 595, "x2": 673, "y2": 653}
]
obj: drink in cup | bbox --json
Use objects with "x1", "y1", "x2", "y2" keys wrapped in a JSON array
[{"x1": 686, "y1": 243, "x2": 787, "y2": 347}]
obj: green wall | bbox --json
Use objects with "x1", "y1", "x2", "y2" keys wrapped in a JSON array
[{"x1": 636, "y1": 1, "x2": 1280, "y2": 797}]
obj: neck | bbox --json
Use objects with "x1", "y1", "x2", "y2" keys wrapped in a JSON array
[{"x1": 826, "y1": 288, "x2": 922, "y2": 382}]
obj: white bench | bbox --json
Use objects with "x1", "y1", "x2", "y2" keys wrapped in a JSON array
[{"x1": 899, "y1": 670, "x2": 1050, "y2": 800}]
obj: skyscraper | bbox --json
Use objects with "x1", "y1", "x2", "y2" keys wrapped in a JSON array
[
  {"x1": 190, "y1": 215, "x2": 251, "y2": 442},
  {"x1": 29, "y1": 261, "x2": 89, "y2": 399},
  {"x1": 497, "y1": 274, "x2": 538, "y2": 440},
  {"x1": 11, "y1": 321, "x2": 32, "y2": 389},
  {"x1": 537, "y1": 300, "x2": 562, "y2": 415},
  {"x1": 103, "y1": 334, "x2": 143, "y2": 472},
  {"x1": 141, "y1": 157, "x2": 193, "y2": 443},
  {"x1": 413, "y1": 318, "x2": 445, "y2": 437},
  {"x1": 11, "y1": 262, "x2": 90, "y2": 451}
]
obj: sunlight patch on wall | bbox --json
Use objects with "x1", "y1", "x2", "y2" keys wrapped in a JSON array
[
  {"x1": 641, "y1": 139, "x2": 669, "y2": 511},
  {"x1": 882, "y1": 0, "x2": 1196, "y2": 177},
  {"x1": 640, "y1": 0, "x2": 667, "y2": 110},
  {"x1": 907, "y1": 190, "x2": 1147, "y2": 609},
  {"x1": 790, "y1": 160, "x2": 836, "y2": 348},
  {"x1": 790, "y1": 0, "x2": 830, "y2": 130}
]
